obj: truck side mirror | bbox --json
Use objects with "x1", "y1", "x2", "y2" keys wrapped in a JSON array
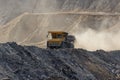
[{"x1": 47, "y1": 33, "x2": 49, "y2": 38}]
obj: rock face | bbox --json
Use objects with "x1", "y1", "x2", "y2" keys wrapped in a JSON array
[{"x1": 0, "y1": 42, "x2": 119, "y2": 80}]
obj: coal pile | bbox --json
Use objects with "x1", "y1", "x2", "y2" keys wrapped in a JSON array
[{"x1": 0, "y1": 42, "x2": 120, "y2": 80}]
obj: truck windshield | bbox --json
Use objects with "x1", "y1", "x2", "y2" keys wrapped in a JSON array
[{"x1": 57, "y1": 34, "x2": 62, "y2": 38}]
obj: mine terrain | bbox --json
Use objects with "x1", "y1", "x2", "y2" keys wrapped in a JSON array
[{"x1": 0, "y1": 0, "x2": 120, "y2": 80}]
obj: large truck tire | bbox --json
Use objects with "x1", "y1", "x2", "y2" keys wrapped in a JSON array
[
  {"x1": 61, "y1": 42, "x2": 74, "y2": 48},
  {"x1": 61, "y1": 42, "x2": 68, "y2": 48}
]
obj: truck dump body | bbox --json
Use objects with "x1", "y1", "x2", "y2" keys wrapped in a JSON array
[{"x1": 47, "y1": 31, "x2": 74, "y2": 49}]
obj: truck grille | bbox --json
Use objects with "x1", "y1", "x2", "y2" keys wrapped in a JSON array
[{"x1": 48, "y1": 42, "x2": 60, "y2": 46}]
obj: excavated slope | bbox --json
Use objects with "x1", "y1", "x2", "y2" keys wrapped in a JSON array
[
  {"x1": 0, "y1": 42, "x2": 119, "y2": 80},
  {"x1": 1, "y1": 0, "x2": 120, "y2": 25},
  {"x1": 1, "y1": 0, "x2": 120, "y2": 50},
  {"x1": 0, "y1": 13, "x2": 120, "y2": 50}
]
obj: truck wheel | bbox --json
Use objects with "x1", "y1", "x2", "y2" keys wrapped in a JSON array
[{"x1": 61, "y1": 42, "x2": 68, "y2": 48}]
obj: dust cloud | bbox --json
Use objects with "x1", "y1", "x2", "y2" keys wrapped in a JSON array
[{"x1": 74, "y1": 28, "x2": 120, "y2": 51}]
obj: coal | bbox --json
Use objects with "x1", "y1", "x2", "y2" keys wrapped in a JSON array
[{"x1": 0, "y1": 42, "x2": 119, "y2": 80}]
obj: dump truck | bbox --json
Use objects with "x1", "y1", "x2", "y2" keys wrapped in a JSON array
[{"x1": 47, "y1": 31, "x2": 75, "y2": 49}]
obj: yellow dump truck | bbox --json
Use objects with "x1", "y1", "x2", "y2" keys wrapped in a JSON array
[{"x1": 47, "y1": 31, "x2": 75, "y2": 49}]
